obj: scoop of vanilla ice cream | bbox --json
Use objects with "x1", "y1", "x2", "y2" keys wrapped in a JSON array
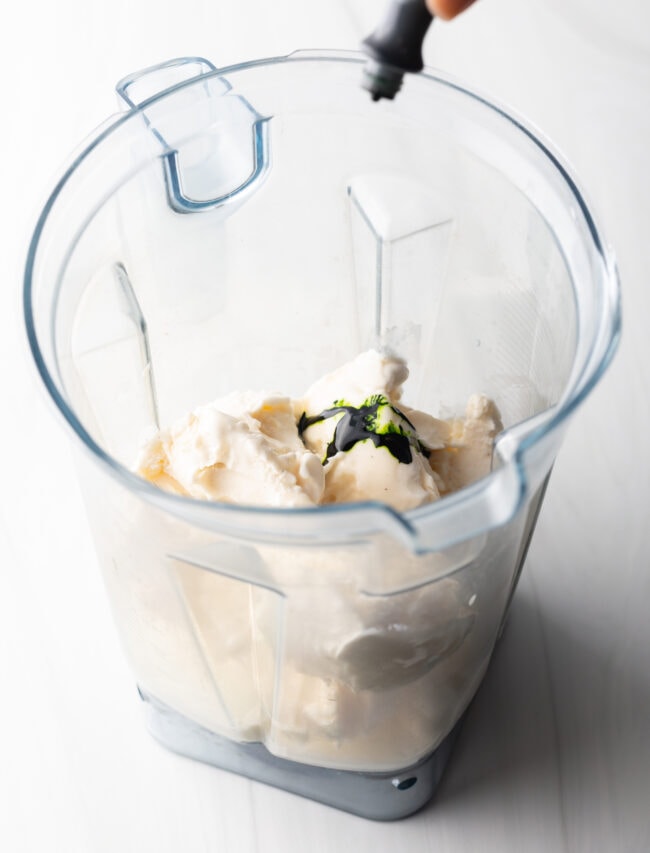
[
  {"x1": 429, "y1": 393, "x2": 503, "y2": 495},
  {"x1": 136, "y1": 393, "x2": 324, "y2": 507},
  {"x1": 319, "y1": 440, "x2": 438, "y2": 510},
  {"x1": 296, "y1": 350, "x2": 449, "y2": 511},
  {"x1": 297, "y1": 349, "x2": 409, "y2": 415}
]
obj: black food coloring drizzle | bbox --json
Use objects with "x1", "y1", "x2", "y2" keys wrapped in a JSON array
[{"x1": 297, "y1": 395, "x2": 429, "y2": 465}]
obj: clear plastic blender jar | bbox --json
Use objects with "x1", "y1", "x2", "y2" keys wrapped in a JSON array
[{"x1": 23, "y1": 52, "x2": 620, "y2": 819}]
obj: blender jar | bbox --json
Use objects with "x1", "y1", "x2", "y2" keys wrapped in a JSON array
[{"x1": 23, "y1": 52, "x2": 620, "y2": 820}]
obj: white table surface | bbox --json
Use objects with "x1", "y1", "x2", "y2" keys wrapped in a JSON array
[{"x1": 2, "y1": 1, "x2": 649, "y2": 850}]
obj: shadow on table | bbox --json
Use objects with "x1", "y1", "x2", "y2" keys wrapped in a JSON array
[{"x1": 425, "y1": 585, "x2": 650, "y2": 841}]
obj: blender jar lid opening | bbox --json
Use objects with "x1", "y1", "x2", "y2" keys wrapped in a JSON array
[{"x1": 23, "y1": 51, "x2": 621, "y2": 551}]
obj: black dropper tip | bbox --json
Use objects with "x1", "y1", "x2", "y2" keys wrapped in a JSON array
[
  {"x1": 361, "y1": 59, "x2": 404, "y2": 102},
  {"x1": 361, "y1": 0, "x2": 434, "y2": 102}
]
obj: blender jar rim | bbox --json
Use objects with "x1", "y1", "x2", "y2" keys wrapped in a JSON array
[{"x1": 22, "y1": 50, "x2": 621, "y2": 548}]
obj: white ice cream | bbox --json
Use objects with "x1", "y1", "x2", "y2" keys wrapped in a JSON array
[
  {"x1": 136, "y1": 392, "x2": 324, "y2": 507},
  {"x1": 128, "y1": 350, "x2": 504, "y2": 771},
  {"x1": 295, "y1": 349, "x2": 445, "y2": 511},
  {"x1": 136, "y1": 349, "x2": 501, "y2": 511}
]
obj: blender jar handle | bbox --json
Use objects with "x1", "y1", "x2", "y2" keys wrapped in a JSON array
[{"x1": 115, "y1": 57, "x2": 270, "y2": 214}]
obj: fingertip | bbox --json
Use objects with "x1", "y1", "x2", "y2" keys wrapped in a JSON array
[{"x1": 427, "y1": 0, "x2": 477, "y2": 21}]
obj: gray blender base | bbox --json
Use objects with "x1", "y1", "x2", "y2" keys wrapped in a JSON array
[{"x1": 138, "y1": 688, "x2": 461, "y2": 820}]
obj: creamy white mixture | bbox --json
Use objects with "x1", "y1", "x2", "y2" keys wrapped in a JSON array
[
  {"x1": 136, "y1": 349, "x2": 501, "y2": 511},
  {"x1": 130, "y1": 350, "x2": 504, "y2": 771}
]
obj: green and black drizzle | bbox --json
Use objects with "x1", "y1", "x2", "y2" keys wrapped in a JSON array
[{"x1": 297, "y1": 394, "x2": 429, "y2": 466}]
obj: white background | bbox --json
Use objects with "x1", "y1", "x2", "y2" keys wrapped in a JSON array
[{"x1": 2, "y1": 0, "x2": 649, "y2": 850}]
